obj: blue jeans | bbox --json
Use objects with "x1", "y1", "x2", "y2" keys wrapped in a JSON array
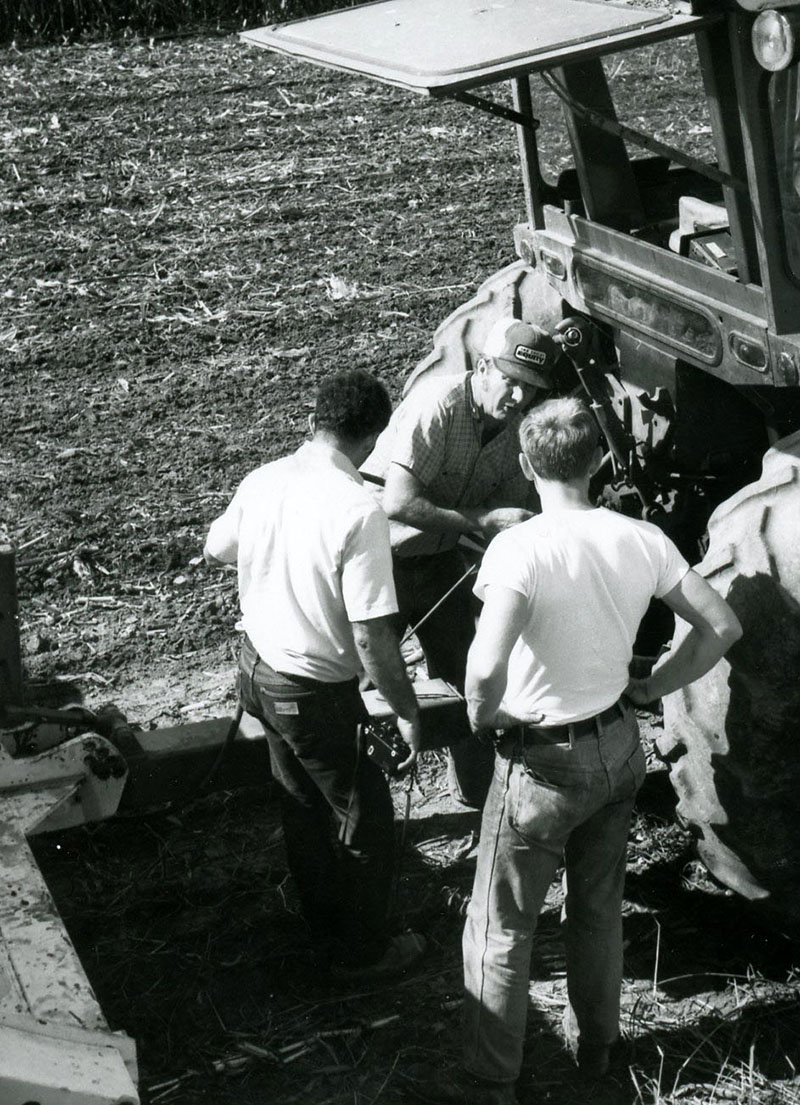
[
  {"x1": 462, "y1": 702, "x2": 645, "y2": 1085},
  {"x1": 238, "y1": 635, "x2": 395, "y2": 967}
]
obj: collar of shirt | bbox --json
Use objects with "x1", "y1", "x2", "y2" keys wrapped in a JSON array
[
  {"x1": 465, "y1": 372, "x2": 483, "y2": 427},
  {"x1": 466, "y1": 371, "x2": 509, "y2": 447},
  {"x1": 297, "y1": 439, "x2": 364, "y2": 484}
]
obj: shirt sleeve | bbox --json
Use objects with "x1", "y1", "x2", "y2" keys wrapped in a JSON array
[
  {"x1": 653, "y1": 531, "x2": 691, "y2": 598},
  {"x1": 205, "y1": 485, "x2": 244, "y2": 565},
  {"x1": 341, "y1": 503, "x2": 399, "y2": 622},
  {"x1": 473, "y1": 530, "x2": 533, "y2": 603},
  {"x1": 388, "y1": 393, "x2": 452, "y2": 488}
]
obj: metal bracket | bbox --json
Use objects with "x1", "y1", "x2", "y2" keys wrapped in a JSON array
[
  {"x1": 445, "y1": 88, "x2": 534, "y2": 128},
  {"x1": 0, "y1": 734, "x2": 128, "y2": 835},
  {"x1": 442, "y1": 82, "x2": 545, "y2": 229}
]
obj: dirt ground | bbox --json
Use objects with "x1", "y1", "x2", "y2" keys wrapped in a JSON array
[{"x1": 3, "y1": 28, "x2": 800, "y2": 1105}]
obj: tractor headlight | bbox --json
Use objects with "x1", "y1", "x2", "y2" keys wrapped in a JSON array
[{"x1": 753, "y1": 9, "x2": 799, "y2": 72}]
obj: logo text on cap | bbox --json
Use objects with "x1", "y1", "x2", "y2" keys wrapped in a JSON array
[{"x1": 514, "y1": 343, "x2": 547, "y2": 366}]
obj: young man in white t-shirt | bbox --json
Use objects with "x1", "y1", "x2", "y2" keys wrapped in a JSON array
[{"x1": 418, "y1": 397, "x2": 741, "y2": 1105}]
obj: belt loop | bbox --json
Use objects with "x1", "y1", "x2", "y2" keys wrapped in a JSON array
[
  {"x1": 567, "y1": 724, "x2": 575, "y2": 750},
  {"x1": 514, "y1": 725, "x2": 525, "y2": 758}
]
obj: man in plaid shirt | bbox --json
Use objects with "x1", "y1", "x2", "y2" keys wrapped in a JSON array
[{"x1": 363, "y1": 317, "x2": 559, "y2": 807}]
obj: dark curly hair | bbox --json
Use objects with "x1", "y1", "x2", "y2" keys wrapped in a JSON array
[{"x1": 314, "y1": 370, "x2": 392, "y2": 441}]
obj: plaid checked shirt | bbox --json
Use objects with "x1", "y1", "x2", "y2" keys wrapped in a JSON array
[{"x1": 363, "y1": 374, "x2": 531, "y2": 557}]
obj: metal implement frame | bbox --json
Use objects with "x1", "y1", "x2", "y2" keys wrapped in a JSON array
[{"x1": 0, "y1": 735, "x2": 139, "y2": 1105}]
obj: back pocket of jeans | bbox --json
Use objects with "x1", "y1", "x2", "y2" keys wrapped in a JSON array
[{"x1": 507, "y1": 764, "x2": 592, "y2": 850}]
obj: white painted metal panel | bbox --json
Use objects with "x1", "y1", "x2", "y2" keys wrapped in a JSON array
[{"x1": 242, "y1": 0, "x2": 713, "y2": 93}]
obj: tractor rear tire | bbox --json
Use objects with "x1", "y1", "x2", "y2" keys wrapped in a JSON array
[
  {"x1": 404, "y1": 259, "x2": 567, "y2": 394},
  {"x1": 658, "y1": 429, "x2": 800, "y2": 933}
]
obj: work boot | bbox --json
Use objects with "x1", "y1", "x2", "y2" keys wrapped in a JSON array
[
  {"x1": 331, "y1": 932, "x2": 427, "y2": 983},
  {"x1": 574, "y1": 1041, "x2": 611, "y2": 1079},
  {"x1": 561, "y1": 1003, "x2": 617, "y2": 1079},
  {"x1": 402, "y1": 1063, "x2": 518, "y2": 1104}
]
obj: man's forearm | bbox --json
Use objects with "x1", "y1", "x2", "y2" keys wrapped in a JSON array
[
  {"x1": 628, "y1": 569, "x2": 743, "y2": 706},
  {"x1": 384, "y1": 465, "x2": 532, "y2": 539},
  {"x1": 467, "y1": 694, "x2": 502, "y2": 732},
  {"x1": 465, "y1": 670, "x2": 507, "y2": 731},
  {"x1": 388, "y1": 496, "x2": 528, "y2": 542},
  {"x1": 465, "y1": 584, "x2": 529, "y2": 730},
  {"x1": 388, "y1": 492, "x2": 482, "y2": 537},
  {"x1": 639, "y1": 624, "x2": 740, "y2": 702},
  {"x1": 352, "y1": 617, "x2": 419, "y2": 723}
]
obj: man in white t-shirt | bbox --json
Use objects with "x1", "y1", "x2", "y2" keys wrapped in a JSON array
[
  {"x1": 415, "y1": 397, "x2": 741, "y2": 1104},
  {"x1": 204, "y1": 371, "x2": 425, "y2": 981}
]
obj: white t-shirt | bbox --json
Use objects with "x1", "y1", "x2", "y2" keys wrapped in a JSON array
[
  {"x1": 206, "y1": 441, "x2": 398, "y2": 682},
  {"x1": 474, "y1": 507, "x2": 689, "y2": 724}
]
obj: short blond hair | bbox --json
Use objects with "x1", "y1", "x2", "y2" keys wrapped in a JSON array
[{"x1": 519, "y1": 397, "x2": 599, "y2": 480}]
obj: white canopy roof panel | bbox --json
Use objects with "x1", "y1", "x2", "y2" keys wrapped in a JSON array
[{"x1": 242, "y1": 0, "x2": 716, "y2": 94}]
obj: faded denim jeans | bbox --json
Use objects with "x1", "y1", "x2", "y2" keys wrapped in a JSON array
[{"x1": 462, "y1": 702, "x2": 645, "y2": 1086}]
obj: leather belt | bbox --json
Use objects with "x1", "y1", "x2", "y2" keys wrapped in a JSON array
[{"x1": 519, "y1": 700, "x2": 625, "y2": 746}]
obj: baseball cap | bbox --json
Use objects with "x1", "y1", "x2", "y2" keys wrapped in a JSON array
[{"x1": 482, "y1": 318, "x2": 557, "y2": 388}]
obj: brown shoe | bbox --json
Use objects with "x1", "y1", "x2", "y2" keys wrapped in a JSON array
[{"x1": 331, "y1": 932, "x2": 427, "y2": 982}]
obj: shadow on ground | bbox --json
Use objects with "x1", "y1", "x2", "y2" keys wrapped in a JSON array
[{"x1": 27, "y1": 765, "x2": 800, "y2": 1105}]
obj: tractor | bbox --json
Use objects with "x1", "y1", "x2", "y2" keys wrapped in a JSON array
[{"x1": 243, "y1": 0, "x2": 800, "y2": 934}]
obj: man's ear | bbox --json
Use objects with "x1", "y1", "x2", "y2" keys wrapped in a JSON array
[
  {"x1": 589, "y1": 443, "x2": 604, "y2": 476},
  {"x1": 308, "y1": 413, "x2": 317, "y2": 436},
  {"x1": 519, "y1": 451, "x2": 537, "y2": 483}
]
